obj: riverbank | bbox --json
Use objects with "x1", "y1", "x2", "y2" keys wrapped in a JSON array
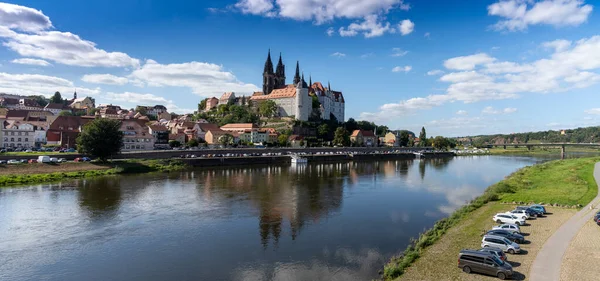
[
  {"x1": 383, "y1": 157, "x2": 600, "y2": 280},
  {"x1": 0, "y1": 159, "x2": 186, "y2": 187}
]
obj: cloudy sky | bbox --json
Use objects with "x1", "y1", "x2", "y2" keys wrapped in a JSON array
[{"x1": 0, "y1": 0, "x2": 599, "y2": 136}]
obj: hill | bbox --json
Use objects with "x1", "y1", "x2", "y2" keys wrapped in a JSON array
[{"x1": 457, "y1": 126, "x2": 600, "y2": 146}]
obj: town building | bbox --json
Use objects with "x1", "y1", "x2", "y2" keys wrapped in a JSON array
[
  {"x1": 120, "y1": 119, "x2": 154, "y2": 151},
  {"x1": 67, "y1": 93, "x2": 95, "y2": 110},
  {"x1": 138, "y1": 105, "x2": 167, "y2": 117},
  {"x1": 46, "y1": 116, "x2": 94, "y2": 148},
  {"x1": 0, "y1": 97, "x2": 41, "y2": 110},
  {"x1": 2, "y1": 120, "x2": 36, "y2": 148},
  {"x1": 219, "y1": 92, "x2": 235, "y2": 106},
  {"x1": 194, "y1": 123, "x2": 221, "y2": 141},
  {"x1": 384, "y1": 132, "x2": 399, "y2": 147},
  {"x1": 206, "y1": 97, "x2": 219, "y2": 111},
  {"x1": 148, "y1": 124, "x2": 169, "y2": 149},
  {"x1": 249, "y1": 51, "x2": 314, "y2": 121},
  {"x1": 350, "y1": 130, "x2": 377, "y2": 147},
  {"x1": 169, "y1": 133, "x2": 186, "y2": 144},
  {"x1": 205, "y1": 129, "x2": 229, "y2": 145},
  {"x1": 44, "y1": 103, "x2": 70, "y2": 115},
  {"x1": 310, "y1": 82, "x2": 345, "y2": 122},
  {"x1": 288, "y1": 135, "x2": 304, "y2": 148},
  {"x1": 96, "y1": 105, "x2": 122, "y2": 119},
  {"x1": 220, "y1": 123, "x2": 258, "y2": 133}
]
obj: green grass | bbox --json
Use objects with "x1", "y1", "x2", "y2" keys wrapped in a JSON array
[
  {"x1": 0, "y1": 159, "x2": 187, "y2": 187},
  {"x1": 383, "y1": 157, "x2": 600, "y2": 280}
]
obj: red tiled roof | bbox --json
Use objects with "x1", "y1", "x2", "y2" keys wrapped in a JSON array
[
  {"x1": 250, "y1": 85, "x2": 299, "y2": 100},
  {"x1": 148, "y1": 125, "x2": 168, "y2": 132},
  {"x1": 197, "y1": 123, "x2": 221, "y2": 132},
  {"x1": 220, "y1": 123, "x2": 257, "y2": 130},
  {"x1": 45, "y1": 103, "x2": 68, "y2": 110},
  {"x1": 252, "y1": 92, "x2": 264, "y2": 96},
  {"x1": 220, "y1": 92, "x2": 234, "y2": 101}
]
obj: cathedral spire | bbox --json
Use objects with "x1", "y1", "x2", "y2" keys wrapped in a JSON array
[
  {"x1": 276, "y1": 52, "x2": 284, "y2": 74},
  {"x1": 264, "y1": 49, "x2": 274, "y2": 74},
  {"x1": 293, "y1": 61, "x2": 301, "y2": 85},
  {"x1": 328, "y1": 81, "x2": 331, "y2": 91},
  {"x1": 309, "y1": 75, "x2": 312, "y2": 86}
]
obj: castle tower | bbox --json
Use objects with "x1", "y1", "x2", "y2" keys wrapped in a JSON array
[
  {"x1": 275, "y1": 53, "x2": 286, "y2": 88},
  {"x1": 293, "y1": 61, "x2": 301, "y2": 85},
  {"x1": 73, "y1": 91, "x2": 77, "y2": 100},
  {"x1": 263, "y1": 50, "x2": 276, "y2": 95}
]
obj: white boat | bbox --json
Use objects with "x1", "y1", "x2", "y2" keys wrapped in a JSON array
[{"x1": 290, "y1": 154, "x2": 308, "y2": 164}]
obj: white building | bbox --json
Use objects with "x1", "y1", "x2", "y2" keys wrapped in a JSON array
[
  {"x1": 250, "y1": 83, "x2": 311, "y2": 121},
  {"x1": 311, "y1": 82, "x2": 345, "y2": 122},
  {"x1": 2, "y1": 120, "x2": 36, "y2": 148}
]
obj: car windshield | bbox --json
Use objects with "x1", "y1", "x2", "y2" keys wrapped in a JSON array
[
  {"x1": 503, "y1": 238, "x2": 512, "y2": 244},
  {"x1": 492, "y1": 255, "x2": 505, "y2": 266}
]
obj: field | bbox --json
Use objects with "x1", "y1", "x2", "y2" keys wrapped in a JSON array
[{"x1": 384, "y1": 157, "x2": 600, "y2": 280}]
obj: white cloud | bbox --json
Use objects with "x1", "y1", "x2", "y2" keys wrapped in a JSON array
[
  {"x1": 488, "y1": 0, "x2": 593, "y2": 31},
  {"x1": 339, "y1": 15, "x2": 392, "y2": 38},
  {"x1": 0, "y1": 4, "x2": 140, "y2": 68},
  {"x1": 424, "y1": 32, "x2": 430, "y2": 38},
  {"x1": 103, "y1": 91, "x2": 195, "y2": 114},
  {"x1": 11, "y1": 58, "x2": 51, "y2": 66},
  {"x1": 427, "y1": 69, "x2": 445, "y2": 76},
  {"x1": 584, "y1": 108, "x2": 600, "y2": 115},
  {"x1": 391, "y1": 48, "x2": 408, "y2": 57},
  {"x1": 234, "y1": 0, "x2": 275, "y2": 16},
  {"x1": 456, "y1": 110, "x2": 468, "y2": 115},
  {"x1": 543, "y1": 39, "x2": 572, "y2": 52},
  {"x1": 440, "y1": 71, "x2": 492, "y2": 83},
  {"x1": 443, "y1": 53, "x2": 496, "y2": 71},
  {"x1": 482, "y1": 106, "x2": 518, "y2": 114},
  {"x1": 360, "y1": 53, "x2": 374, "y2": 59},
  {"x1": 359, "y1": 94, "x2": 451, "y2": 122},
  {"x1": 0, "y1": 72, "x2": 99, "y2": 97},
  {"x1": 330, "y1": 52, "x2": 346, "y2": 58},
  {"x1": 129, "y1": 59, "x2": 259, "y2": 97},
  {"x1": 81, "y1": 74, "x2": 128, "y2": 85},
  {"x1": 398, "y1": 19, "x2": 414, "y2": 35},
  {"x1": 0, "y1": 3, "x2": 52, "y2": 32},
  {"x1": 326, "y1": 27, "x2": 335, "y2": 36},
  {"x1": 392, "y1": 65, "x2": 412, "y2": 73}
]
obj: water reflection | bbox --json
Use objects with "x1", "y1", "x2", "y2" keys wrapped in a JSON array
[{"x1": 0, "y1": 156, "x2": 542, "y2": 281}]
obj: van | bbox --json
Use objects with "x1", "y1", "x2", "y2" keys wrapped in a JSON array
[
  {"x1": 37, "y1": 156, "x2": 50, "y2": 163},
  {"x1": 458, "y1": 250, "x2": 513, "y2": 279}
]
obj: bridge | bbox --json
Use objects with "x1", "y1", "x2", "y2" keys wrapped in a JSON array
[{"x1": 492, "y1": 143, "x2": 600, "y2": 159}]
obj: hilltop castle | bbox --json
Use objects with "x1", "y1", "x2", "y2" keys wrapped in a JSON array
[{"x1": 248, "y1": 50, "x2": 345, "y2": 122}]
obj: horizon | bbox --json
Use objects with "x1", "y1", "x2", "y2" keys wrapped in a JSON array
[{"x1": 1, "y1": 0, "x2": 600, "y2": 137}]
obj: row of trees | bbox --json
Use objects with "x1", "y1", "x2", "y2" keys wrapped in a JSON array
[{"x1": 467, "y1": 126, "x2": 600, "y2": 147}]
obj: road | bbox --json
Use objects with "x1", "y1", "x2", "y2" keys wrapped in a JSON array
[{"x1": 529, "y1": 162, "x2": 600, "y2": 281}]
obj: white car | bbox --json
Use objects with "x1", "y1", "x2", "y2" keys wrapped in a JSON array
[
  {"x1": 493, "y1": 213, "x2": 526, "y2": 226},
  {"x1": 492, "y1": 224, "x2": 522, "y2": 234},
  {"x1": 482, "y1": 235, "x2": 521, "y2": 254},
  {"x1": 507, "y1": 210, "x2": 530, "y2": 220}
]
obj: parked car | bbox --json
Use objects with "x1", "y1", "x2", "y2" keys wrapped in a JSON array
[
  {"x1": 529, "y1": 204, "x2": 547, "y2": 214},
  {"x1": 19, "y1": 159, "x2": 28, "y2": 164},
  {"x1": 507, "y1": 209, "x2": 530, "y2": 220},
  {"x1": 515, "y1": 206, "x2": 542, "y2": 217},
  {"x1": 493, "y1": 213, "x2": 526, "y2": 226},
  {"x1": 37, "y1": 156, "x2": 51, "y2": 163},
  {"x1": 81, "y1": 157, "x2": 91, "y2": 162},
  {"x1": 492, "y1": 224, "x2": 522, "y2": 234},
  {"x1": 28, "y1": 159, "x2": 38, "y2": 164},
  {"x1": 458, "y1": 249, "x2": 513, "y2": 280},
  {"x1": 478, "y1": 247, "x2": 508, "y2": 262},
  {"x1": 49, "y1": 158, "x2": 58, "y2": 163},
  {"x1": 0, "y1": 160, "x2": 7, "y2": 164},
  {"x1": 66, "y1": 148, "x2": 76, "y2": 153},
  {"x1": 57, "y1": 158, "x2": 67, "y2": 163},
  {"x1": 7, "y1": 159, "x2": 20, "y2": 164},
  {"x1": 486, "y1": 229, "x2": 525, "y2": 244},
  {"x1": 482, "y1": 235, "x2": 521, "y2": 254}
]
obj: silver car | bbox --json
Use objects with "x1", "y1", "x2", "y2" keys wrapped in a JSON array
[
  {"x1": 481, "y1": 235, "x2": 521, "y2": 254},
  {"x1": 492, "y1": 223, "x2": 521, "y2": 234}
]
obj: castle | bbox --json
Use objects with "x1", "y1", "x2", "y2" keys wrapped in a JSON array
[{"x1": 248, "y1": 50, "x2": 345, "y2": 122}]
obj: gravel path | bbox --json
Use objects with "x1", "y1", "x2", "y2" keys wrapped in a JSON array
[
  {"x1": 560, "y1": 220, "x2": 600, "y2": 281},
  {"x1": 529, "y1": 162, "x2": 600, "y2": 281}
]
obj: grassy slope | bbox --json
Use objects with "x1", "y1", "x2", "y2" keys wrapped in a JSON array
[
  {"x1": 0, "y1": 159, "x2": 186, "y2": 187},
  {"x1": 383, "y1": 157, "x2": 600, "y2": 280}
]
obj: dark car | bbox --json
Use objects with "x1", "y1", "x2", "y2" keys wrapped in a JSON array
[
  {"x1": 458, "y1": 250, "x2": 513, "y2": 280},
  {"x1": 515, "y1": 206, "x2": 542, "y2": 217},
  {"x1": 479, "y1": 247, "x2": 508, "y2": 262},
  {"x1": 593, "y1": 211, "x2": 600, "y2": 225},
  {"x1": 486, "y1": 229, "x2": 525, "y2": 244}
]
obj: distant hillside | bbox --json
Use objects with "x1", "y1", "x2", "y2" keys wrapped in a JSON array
[{"x1": 456, "y1": 126, "x2": 600, "y2": 146}]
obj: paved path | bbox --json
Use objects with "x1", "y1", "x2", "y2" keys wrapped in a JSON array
[{"x1": 529, "y1": 162, "x2": 600, "y2": 281}]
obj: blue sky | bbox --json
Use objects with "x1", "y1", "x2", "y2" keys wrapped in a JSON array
[{"x1": 1, "y1": 0, "x2": 600, "y2": 136}]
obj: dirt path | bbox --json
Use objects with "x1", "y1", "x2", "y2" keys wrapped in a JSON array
[
  {"x1": 529, "y1": 162, "x2": 600, "y2": 281},
  {"x1": 560, "y1": 220, "x2": 600, "y2": 281}
]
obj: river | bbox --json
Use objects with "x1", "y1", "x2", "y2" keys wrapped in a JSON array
[{"x1": 0, "y1": 156, "x2": 546, "y2": 281}]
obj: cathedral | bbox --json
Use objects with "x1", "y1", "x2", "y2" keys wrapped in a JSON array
[{"x1": 249, "y1": 50, "x2": 345, "y2": 122}]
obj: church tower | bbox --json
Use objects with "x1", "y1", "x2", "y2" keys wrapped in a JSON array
[
  {"x1": 293, "y1": 61, "x2": 301, "y2": 85},
  {"x1": 263, "y1": 50, "x2": 276, "y2": 95},
  {"x1": 275, "y1": 53, "x2": 286, "y2": 88}
]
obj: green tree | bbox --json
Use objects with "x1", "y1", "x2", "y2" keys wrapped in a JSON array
[
  {"x1": 299, "y1": 140, "x2": 305, "y2": 147},
  {"x1": 76, "y1": 119, "x2": 123, "y2": 162},
  {"x1": 333, "y1": 127, "x2": 349, "y2": 146},
  {"x1": 432, "y1": 136, "x2": 450, "y2": 150},
  {"x1": 135, "y1": 106, "x2": 148, "y2": 115},
  {"x1": 278, "y1": 134, "x2": 289, "y2": 147},
  {"x1": 169, "y1": 140, "x2": 181, "y2": 148},
  {"x1": 408, "y1": 138, "x2": 415, "y2": 147},
  {"x1": 50, "y1": 91, "x2": 63, "y2": 104},
  {"x1": 399, "y1": 131, "x2": 410, "y2": 147},
  {"x1": 28, "y1": 95, "x2": 48, "y2": 107},
  {"x1": 419, "y1": 127, "x2": 427, "y2": 147},
  {"x1": 198, "y1": 99, "x2": 207, "y2": 112},
  {"x1": 59, "y1": 110, "x2": 73, "y2": 116},
  {"x1": 187, "y1": 139, "x2": 199, "y2": 147},
  {"x1": 318, "y1": 123, "x2": 329, "y2": 138},
  {"x1": 345, "y1": 118, "x2": 358, "y2": 133},
  {"x1": 219, "y1": 134, "x2": 233, "y2": 146},
  {"x1": 259, "y1": 100, "x2": 277, "y2": 117}
]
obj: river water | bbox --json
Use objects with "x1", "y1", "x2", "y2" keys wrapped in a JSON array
[{"x1": 0, "y1": 156, "x2": 545, "y2": 281}]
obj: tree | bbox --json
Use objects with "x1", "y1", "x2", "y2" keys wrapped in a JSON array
[
  {"x1": 219, "y1": 134, "x2": 233, "y2": 146},
  {"x1": 333, "y1": 127, "x2": 349, "y2": 146},
  {"x1": 76, "y1": 119, "x2": 123, "y2": 162},
  {"x1": 198, "y1": 99, "x2": 207, "y2": 112},
  {"x1": 345, "y1": 118, "x2": 358, "y2": 133},
  {"x1": 187, "y1": 139, "x2": 199, "y2": 147},
  {"x1": 50, "y1": 91, "x2": 63, "y2": 104},
  {"x1": 29, "y1": 95, "x2": 48, "y2": 107},
  {"x1": 408, "y1": 138, "x2": 415, "y2": 147},
  {"x1": 59, "y1": 110, "x2": 73, "y2": 116},
  {"x1": 278, "y1": 134, "x2": 289, "y2": 147},
  {"x1": 135, "y1": 106, "x2": 148, "y2": 115},
  {"x1": 432, "y1": 136, "x2": 450, "y2": 150},
  {"x1": 399, "y1": 131, "x2": 410, "y2": 147},
  {"x1": 419, "y1": 127, "x2": 427, "y2": 147},
  {"x1": 259, "y1": 100, "x2": 277, "y2": 117},
  {"x1": 169, "y1": 140, "x2": 181, "y2": 148},
  {"x1": 318, "y1": 123, "x2": 329, "y2": 138},
  {"x1": 240, "y1": 96, "x2": 246, "y2": 106}
]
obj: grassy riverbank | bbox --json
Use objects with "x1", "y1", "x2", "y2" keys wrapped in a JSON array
[
  {"x1": 0, "y1": 159, "x2": 187, "y2": 187},
  {"x1": 383, "y1": 157, "x2": 600, "y2": 280}
]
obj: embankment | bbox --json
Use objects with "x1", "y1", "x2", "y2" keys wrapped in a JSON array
[{"x1": 383, "y1": 157, "x2": 600, "y2": 280}]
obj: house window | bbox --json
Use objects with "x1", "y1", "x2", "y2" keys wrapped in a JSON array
[
  {"x1": 10, "y1": 138, "x2": 14, "y2": 142},
  {"x1": 25, "y1": 138, "x2": 28, "y2": 142},
  {"x1": 18, "y1": 132, "x2": 22, "y2": 136},
  {"x1": 17, "y1": 138, "x2": 21, "y2": 142}
]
